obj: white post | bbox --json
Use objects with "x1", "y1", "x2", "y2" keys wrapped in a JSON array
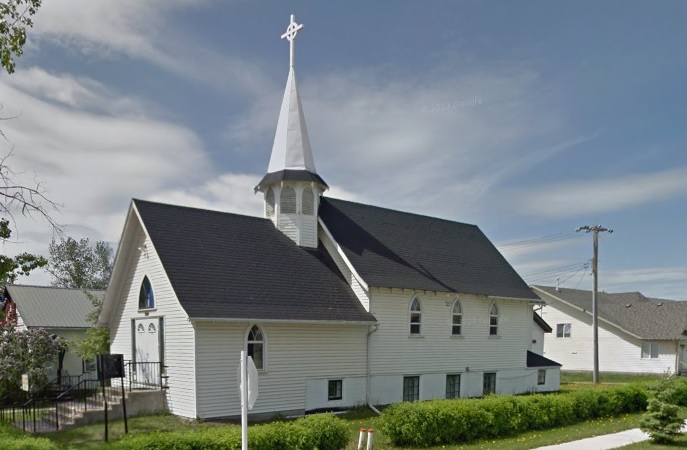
[
  {"x1": 240, "y1": 350, "x2": 248, "y2": 450},
  {"x1": 358, "y1": 428, "x2": 367, "y2": 449},
  {"x1": 367, "y1": 428, "x2": 374, "y2": 450}
]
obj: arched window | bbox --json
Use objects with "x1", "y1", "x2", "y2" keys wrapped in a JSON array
[
  {"x1": 265, "y1": 188, "x2": 275, "y2": 219},
  {"x1": 148, "y1": 323, "x2": 156, "y2": 333},
  {"x1": 302, "y1": 187, "x2": 314, "y2": 215},
  {"x1": 489, "y1": 303, "x2": 499, "y2": 336},
  {"x1": 281, "y1": 186, "x2": 296, "y2": 214},
  {"x1": 137, "y1": 323, "x2": 145, "y2": 333},
  {"x1": 451, "y1": 300, "x2": 462, "y2": 335},
  {"x1": 138, "y1": 276, "x2": 154, "y2": 310},
  {"x1": 409, "y1": 298, "x2": 422, "y2": 335},
  {"x1": 247, "y1": 325, "x2": 265, "y2": 370}
]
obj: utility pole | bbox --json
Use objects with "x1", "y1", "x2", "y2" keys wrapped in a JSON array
[{"x1": 576, "y1": 225, "x2": 613, "y2": 384}]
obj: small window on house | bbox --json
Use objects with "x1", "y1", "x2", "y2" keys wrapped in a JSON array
[
  {"x1": 280, "y1": 186, "x2": 296, "y2": 214},
  {"x1": 247, "y1": 325, "x2": 265, "y2": 370},
  {"x1": 451, "y1": 300, "x2": 462, "y2": 335},
  {"x1": 446, "y1": 374, "x2": 461, "y2": 399},
  {"x1": 148, "y1": 323, "x2": 156, "y2": 333},
  {"x1": 302, "y1": 187, "x2": 314, "y2": 215},
  {"x1": 83, "y1": 359, "x2": 96, "y2": 373},
  {"x1": 483, "y1": 372, "x2": 496, "y2": 396},
  {"x1": 489, "y1": 303, "x2": 499, "y2": 336},
  {"x1": 138, "y1": 276, "x2": 154, "y2": 310},
  {"x1": 556, "y1": 323, "x2": 571, "y2": 338},
  {"x1": 409, "y1": 298, "x2": 422, "y2": 335},
  {"x1": 641, "y1": 342, "x2": 659, "y2": 359},
  {"x1": 137, "y1": 323, "x2": 145, "y2": 333},
  {"x1": 328, "y1": 380, "x2": 342, "y2": 401},
  {"x1": 265, "y1": 188, "x2": 275, "y2": 219},
  {"x1": 538, "y1": 369, "x2": 546, "y2": 385},
  {"x1": 403, "y1": 376, "x2": 420, "y2": 402}
]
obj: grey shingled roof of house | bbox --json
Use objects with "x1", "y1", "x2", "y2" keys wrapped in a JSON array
[
  {"x1": 319, "y1": 198, "x2": 539, "y2": 300},
  {"x1": 5, "y1": 285, "x2": 103, "y2": 329},
  {"x1": 532, "y1": 285, "x2": 687, "y2": 340},
  {"x1": 134, "y1": 199, "x2": 376, "y2": 323}
]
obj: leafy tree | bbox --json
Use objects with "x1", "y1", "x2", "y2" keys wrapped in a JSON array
[
  {"x1": 48, "y1": 237, "x2": 113, "y2": 291},
  {"x1": 0, "y1": 0, "x2": 43, "y2": 74},
  {"x1": 0, "y1": 219, "x2": 46, "y2": 285},
  {"x1": 48, "y1": 237, "x2": 114, "y2": 360},
  {"x1": 0, "y1": 322, "x2": 66, "y2": 396}
]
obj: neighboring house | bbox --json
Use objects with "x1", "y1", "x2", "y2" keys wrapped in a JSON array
[
  {"x1": 98, "y1": 18, "x2": 561, "y2": 420},
  {"x1": 2, "y1": 285, "x2": 105, "y2": 380},
  {"x1": 533, "y1": 285, "x2": 687, "y2": 375},
  {"x1": 532, "y1": 311, "x2": 553, "y2": 356}
]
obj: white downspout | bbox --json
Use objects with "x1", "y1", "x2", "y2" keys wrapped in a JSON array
[{"x1": 366, "y1": 324, "x2": 380, "y2": 414}]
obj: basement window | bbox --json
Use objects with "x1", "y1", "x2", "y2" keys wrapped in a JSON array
[{"x1": 328, "y1": 380, "x2": 342, "y2": 401}]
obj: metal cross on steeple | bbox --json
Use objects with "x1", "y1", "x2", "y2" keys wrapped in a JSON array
[{"x1": 281, "y1": 14, "x2": 303, "y2": 68}]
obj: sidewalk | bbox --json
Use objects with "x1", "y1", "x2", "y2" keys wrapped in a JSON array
[{"x1": 535, "y1": 428, "x2": 650, "y2": 450}]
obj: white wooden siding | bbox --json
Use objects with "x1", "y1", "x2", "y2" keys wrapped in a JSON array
[
  {"x1": 300, "y1": 214, "x2": 318, "y2": 248},
  {"x1": 44, "y1": 328, "x2": 88, "y2": 379},
  {"x1": 366, "y1": 289, "x2": 546, "y2": 403},
  {"x1": 318, "y1": 227, "x2": 370, "y2": 310},
  {"x1": 541, "y1": 301, "x2": 678, "y2": 374},
  {"x1": 108, "y1": 227, "x2": 197, "y2": 418},
  {"x1": 194, "y1": 322, "x2": 367, "y2": 418},
  {"x1": 278, "y1": 214, "x2": 299, "y2": 243},
  {"x1": 531, "y1": 323, "x2": 545, "y2": 355},
  {"x1": 369, "y1": 289, "x2": 529, "y2": 375}
]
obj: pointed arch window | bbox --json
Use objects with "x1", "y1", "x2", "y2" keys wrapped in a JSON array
[
  {"x1": 266, "y1": 188, "x2": 275, "y2": 219},
  {"x1": 281, "y1": 186, "x2": 296, "y2": 214},
  {"x1": 489, "y1": 303, "x2": 499, "y2": 336},
  {"x1": 451, "y1": 300, "x2": 462, "y2": 335},
  {"x1": 409, "y1": 298, "x2": 422, "y2": 335},
  {"x1": 247, "y1": 325, "x2": 265, "y2": 370},
  {"x1": 302, "y1": 187, "x2": 314, "y2": 215},
  {"x1": 138, "y1": 276, "x2": 154, "y2": 310}
]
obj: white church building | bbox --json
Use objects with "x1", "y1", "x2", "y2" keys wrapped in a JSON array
[{"x1": 98, "y1": 15, "x2": 560, "y2": 420}]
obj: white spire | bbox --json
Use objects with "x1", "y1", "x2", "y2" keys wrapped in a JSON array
[{"x1": 266, "y1": 15, "x2": 317, "y2": 175}]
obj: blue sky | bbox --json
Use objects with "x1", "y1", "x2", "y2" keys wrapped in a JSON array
[{"x1": 1, "y1": 1, "x2": 685, "y2": 298}]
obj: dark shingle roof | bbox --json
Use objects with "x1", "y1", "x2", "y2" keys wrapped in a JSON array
[
  {"x1": 4, "y1": 285, "x2": 103, "y2": 328},
  {"x1": 134, "y1": 199, "x2": 375, "y2": 323},
  {"x1": 533, "y1": 312, "x2": 552, "y2": 333},
  {"x1": 255, "y1": 169, "x2": 328, "y2": 192},
  {"x1": 532, "y1": 285, "x2": 687, "y2": 340},
  {"x1": 318, "y1": 198, "x2": 538, "y2": 300},
  {"x1": 527, "y1": 350, "x2": 562, "y2": 367}
]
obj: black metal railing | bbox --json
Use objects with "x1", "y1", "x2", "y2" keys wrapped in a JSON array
[
  {"x1": 1, "y1": 361, "x2": 165, "y2": 433},
  {"x1": 124, "y1": 361, "x2": 167, "y2": 391}
]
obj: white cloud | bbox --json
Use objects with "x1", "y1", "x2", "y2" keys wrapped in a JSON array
[
  {"x1": 513, "y1": 168, "x2": 687, "y2": 219},
  {"x1": 29, "y1": 1, "x2": 274, "y2": 98},
  {"x1": 0, "y1": 68, "x2": 212, "y2": 277}
]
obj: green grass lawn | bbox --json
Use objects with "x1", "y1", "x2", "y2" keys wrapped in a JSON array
[
  {"x1": 7, "y1": 407, "x2": 645, "y2": 450},
  {"x1": 2, "y1": 380, "x2": 674, "y2": 450},
  {"x1": 561, "y1": 371, "x2": 668, "y2": 384}
]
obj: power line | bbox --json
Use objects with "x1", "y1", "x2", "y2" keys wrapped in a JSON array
[
  {"x1": 499, "y1": 232, "x2": 583, "y2": 251},
  {"x1": 524, "y1": 261, "x2": 589, "y2": 282}
]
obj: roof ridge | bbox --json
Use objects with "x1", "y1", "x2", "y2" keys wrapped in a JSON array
[
  {"x1": 323, "y1": 196, "x2": 479, "y2": 228},
  {"x1": 7, "y1": 284, "x2": 105, "y2": 292},
  {"x1": 133, "y1": 198, "x2": 268, "y2": 222}
]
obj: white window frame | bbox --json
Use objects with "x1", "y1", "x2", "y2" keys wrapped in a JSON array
[
  {"x1": 403, "y1": 376, "x2": 420, "y2": 402},
  {"x1": 641, "y1": 342, "x2": 659, "y2": 359},
  {"x1": 245, "y1": 324, "x2": 267, "y2": 371},
  {"x1": 446, "y1": 374, "x2": 461, "y2": 399},
  {"x1": 489, "y1": 303, "x2": 499, "y2": 336},
  {"x1": 537, "y1": 369, "x2": 546, "y2": 385},
  {"x1": 451, "y1": 299, "x2": 462, "y2": 336},
  {"x1": 409, "y1": 297, "x2": 422, "y2": 335},
  {"x1": 556, "y1": 323, "x2": 571, "y2": 338},
  {"x1": 328, "y1": 379, "x2": 343, "y2": 401},
  {"x1": 483, "y1": 372, "x2": 496, "y2": 396}
]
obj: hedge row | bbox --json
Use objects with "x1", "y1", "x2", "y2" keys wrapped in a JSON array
[
  {"x1": 379, "y1": 384, "x2": 648, "y2": 447},
  {"x1": 111, "y1": 413, "x2": 349, "y2": 450}
]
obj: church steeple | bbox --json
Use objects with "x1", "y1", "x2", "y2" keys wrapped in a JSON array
[{"x1": 255, "y1": 14, "x2": 327, "y2": 248}]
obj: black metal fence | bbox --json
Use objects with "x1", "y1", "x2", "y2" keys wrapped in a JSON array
[{"x1": 0, "y1": 361, "x2": 165, "y2": 433}]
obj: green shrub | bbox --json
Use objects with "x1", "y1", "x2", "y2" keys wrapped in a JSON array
[
  {"x1": 640, "y1": 378, "x2": 684, "y2": 443},
  {"x1": 112, "y1": 413, "x2": 349, "y2": 450},
  {"x1": 380, "y1": 384, "x2": 648, "y2": 448}
]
